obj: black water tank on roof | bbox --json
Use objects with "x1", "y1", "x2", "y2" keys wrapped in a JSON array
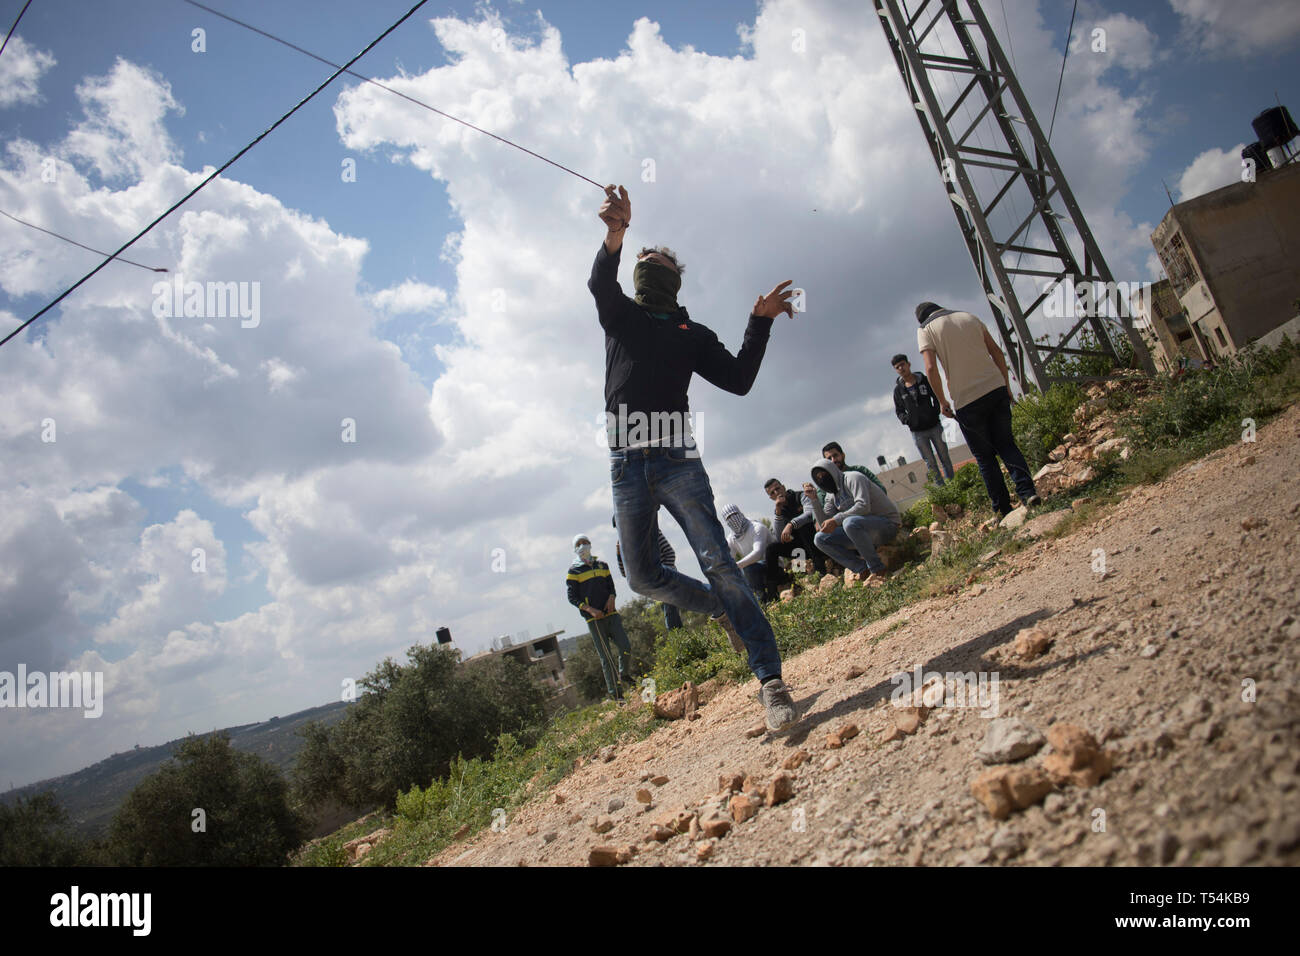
[
  {"x1": 1241, "y1": 141, "x2": 1273, "y2": 173},
  {"x1": 436, "y1": 626, "x2": 452, "y2": 645},
  {"x1": 1252, "y1": 106, "x2": 1298, "y2": 151}
]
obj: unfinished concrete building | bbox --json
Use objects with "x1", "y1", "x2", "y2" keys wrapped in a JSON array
[
  {"x1": 460, "y1": 630, "x2": 579, "y2": 712},
  {"x1": 1151, "y1": 160, "x2": 1300, "y2": 361}
]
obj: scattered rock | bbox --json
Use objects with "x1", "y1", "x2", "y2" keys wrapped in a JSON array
[
  {"x1": 977, "y1": 718, "x2": 1046, "y2": 764},
  {"x1": 552, "y1": 792, "x2": 566, "y2": 805},
  {"x1": 653, "y1": 683, "x2": 699, "y2": 721},
  {"x1": 845, "y1": 665, "x2": 865, "y2": 680},
  {"x1": 823, "y1": 755, "x2": 842, "y2": 771},
  {"x1": 696, "y1": 840, "x2": 716, "y2": 861},
  {"x1": 591, "y1": 815, "x2": 614, "y2": 834},
  {"x1": 1043, "y1": 724, "x2": 1113, "y2": 787},
  {"x1": 635, "y1": 788, "x2": 652, "y2": 804},
  {"x1": 453, "y1": 823, "x2": 472, "y2": 841},
  {"x1": 647, "y1": 825, "x2": 675, "y2": 843},
  {"x1": 1013, "y1": 627, "x2": 1052, "y2": 661},
  {"x1": 766, "y1": 773, "x2": 795, "y2": 807},
  {"x1": 970, "y1": 765, "x2": 1054, "y2": 819},
  {"x1": 343, "y1": 827, "x2": 392, "y2": 863},
  {"x1": 745, "y1": 724, "x2": 766, "y2": 738},
  {"x1": 782, "y1": 750, "x2": 809, "y2": 771},
  {"x1": 588, "y1": 845, "x2": 632, "y2": 867},
  {"x1": 1241, "y1": 517, "x2": 1267, "y2": 531},
  {"x1": 700, "y1": 817, "x2": 732, "y2": 840},
  {"x1": 1071, "y1": 497, "x2": 1092, "y2": 512},
  {"x1": 1000, "y1": 506, "x2": 1029, "y2": 530},
  {"x1": 543, "y1": 831, "x2": 558, "y2": 843},
  {"x1": 719, "y1": 772, "x2": 745, "y2": 793},
  {"x1": 729, "y1": 795, "x2": 758, "y2": 824},
  {"x1": 818, "y1": 573, "x2": 839, "y2": 593},
  {"x1": 650, "y1": 775, "x2": 669, "y2": 786}
]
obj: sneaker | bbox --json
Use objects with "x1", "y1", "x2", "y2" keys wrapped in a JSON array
[
  {"x1": 757, "y1": 678, "x2": 799, "y2": 733},
  {"x1": 1026, "y1": 494, "x2": 1043, "y2": 508},
  {"x1": 712, "y1": 613, "x2": 747, "y2": 655}
]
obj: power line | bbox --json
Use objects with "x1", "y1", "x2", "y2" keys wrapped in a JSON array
[
  {"x1": 0, "y1": 0, "x2": 33, "y2": 59},
  {"x1": 1047, "y1": 0, "x2": 1078, "y2": 142},
  {"x1": 1, "y1": 209, "x2": 168, "y2": 272},
  {"x1": 180, "y1": 0, "x2": 605, "y2": 190},
  {"x1": 0, "y1": 0, "x2": 432, "y2": 351}
]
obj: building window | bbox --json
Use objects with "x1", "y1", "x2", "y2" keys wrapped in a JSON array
[
  {"x1": 1215, "y1": 326, "x2": 1228, "y2": 349},
  {"x1": 908, "y1": 473, "x2": 916, "y2": 483},
  {"x1": 1157, "y1": 231, "x2": 1199, "y2": 297}
]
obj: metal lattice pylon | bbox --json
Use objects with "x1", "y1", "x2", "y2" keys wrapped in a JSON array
[{"x1": 875, "y1": 0, "x2": 1155, "y2": 388}]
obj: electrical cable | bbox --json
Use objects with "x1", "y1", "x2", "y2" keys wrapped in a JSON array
[
  {"x1": 180, "y1": 0, "x2": 604, "y2": 190},
  {"x1": 1, "y1": 209, "x2": 168, "y2": 272},
  {"x1": 0, "y1": 0, "x2": 431, "y2": 350},
  {"x1": 0, "y1": 0, "x2": 32, "y2": 59},
  {"x1": 1047, "y1": 0, "x2": 1078, "y2": 142}
]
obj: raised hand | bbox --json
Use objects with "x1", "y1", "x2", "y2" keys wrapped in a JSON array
[
  {"x1": 753, "y1": 280, "x2": 795, "y2": 319},
  {"x1": 600, "y1": 184, "x2": 630, "y2": 232}
]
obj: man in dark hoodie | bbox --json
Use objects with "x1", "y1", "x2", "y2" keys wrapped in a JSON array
[
  {"x1": 590, "y1": 184, "x2": 800, "y2": 733},
  {"x1": 808, "y1": 458, "x2": 902, "y2": 580},
  {"x1": 891, "y1": 353, "x2": 954, "y2": 486},
  {"x1": 914, "y1": 301, "x2": 1040, "y2": 518}
]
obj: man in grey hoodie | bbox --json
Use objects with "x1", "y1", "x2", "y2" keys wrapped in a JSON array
[{"x1": 808, "y1": 458, "x2": 902, "y2": 579}]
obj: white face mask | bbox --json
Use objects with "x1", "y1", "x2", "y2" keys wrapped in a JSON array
[{"x1": 576, "y1": 543, "x2": 592, "y2": 561}]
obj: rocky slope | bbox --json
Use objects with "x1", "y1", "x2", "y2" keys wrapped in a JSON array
[{"x1": 428, "y1": 403, "x2": 1300, "y2": 867}]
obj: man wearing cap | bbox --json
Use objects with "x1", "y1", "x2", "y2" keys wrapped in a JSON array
[
  {"x1": 891, "y1": 353, "x2": 954, "y2": 486},
  {"x1": 566, "y1": 533, "x2": 634, "y2": 701},
  {"x1": 914, "y1": 302, "x2": 1041, "y2": 518},
  {"x1": 591, "y1": 184, "x2": 801, "y2": 733}
]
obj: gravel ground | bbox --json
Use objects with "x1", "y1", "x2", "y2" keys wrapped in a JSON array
[{"x1": 430, "y1": 403, "x2": 1300, "y2": 867}]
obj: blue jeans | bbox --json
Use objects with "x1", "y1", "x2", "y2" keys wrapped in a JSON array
[
  {"x1": 662, "y1": 603, "x2": 683, "y2": 630},
  {"x1": 814, "y1": 515, "x2": 899, "y2": 575},
  {"x1": 586, "y1": 613, "x2": 632, "y2": 698},
  {"x1": 954, "y1": 386, "x2": 1036, "y2": 515},
  {"x1": 912, "y1": 424, "x2": 954, "y2": 484},
  {"x1": 611, "y1": 446, "x2": 782, "y2": 681}
]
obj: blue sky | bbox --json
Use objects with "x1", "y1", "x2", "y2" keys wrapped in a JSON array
[{"x1": 2, "y1": 0, "x2": 1298, "y2": 787}]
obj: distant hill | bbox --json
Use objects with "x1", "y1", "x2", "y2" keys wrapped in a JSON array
[{"x1": 1, "y1": 700, "x2": 352, "y2": 838}]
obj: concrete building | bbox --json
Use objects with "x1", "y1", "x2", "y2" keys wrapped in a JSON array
[
  {"x1": 1133, "y1": 278, "x2": 1213, "y2": 373},
  {"x1": 875, "y1": 442, "x2": 974, "y2": 511},
  {"x1": 461, "y1": 630, "x2": 579, "y2": 712},
  {"x1": 1151, "y1": 160, "x2": 1300, "y2": 360}
]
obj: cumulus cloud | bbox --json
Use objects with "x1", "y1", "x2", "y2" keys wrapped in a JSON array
[
  {"x1": 0, "y1": 35, "x2": 55, "y2": 108},
  {"x1": 370, "y1": 279, "x2": 449, "y2": 314},
  {"x1": 1177, "y1": 143, "x2": 1248, "y2": 201},
  {"x1": 1169, "y1": 0, "x2": 1300, "y2": 56}
]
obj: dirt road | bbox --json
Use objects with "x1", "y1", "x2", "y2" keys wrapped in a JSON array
[{"x1": 433, "y1": 404, "x2": 1300, "y2": 867}]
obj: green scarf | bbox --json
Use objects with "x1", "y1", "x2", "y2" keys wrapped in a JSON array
[{"x1": 632, "y1": 260, "x2": 681, "y2": 313}]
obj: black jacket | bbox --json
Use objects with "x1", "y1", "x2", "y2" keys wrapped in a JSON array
[
  {"x1": 588, "y1": 244, "x2": 773, "y2": 447},
  {"x1": 772, "y1": 489, "x2": 815, "y2": 538},
  {"x1": 566, "y1": 558, "x2": 616, "y2": 620},
  {"x1": 894, "y1": 372, "x2": 941, "y2": 432}
]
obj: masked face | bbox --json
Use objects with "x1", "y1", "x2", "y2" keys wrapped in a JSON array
[
  {"x1": 723, "y1": 508, "x2": 747, "y2": 535},
  {"x1": 632, "y1": 259, "x2": 681, "y2": 309},
  {"x1": 813, "y1": 468, "x2": 837, "y2": 494},
  {"x1": 575, "y1": 541, "x2": 592, "y2": 562}
]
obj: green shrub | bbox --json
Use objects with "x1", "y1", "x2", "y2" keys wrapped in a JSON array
[
  {"x1": 0, "y1": 792, "x2": 93, "y2": 866},
  {"x1": 110, "y1": 733, "x2": 307, "y2": 866},
  {"x1": 1011, "y1": 382, "x2": 1084, "y2": 471},
  {"x1": 924, "y1": 461, "x2": 989, "y2": 515}
]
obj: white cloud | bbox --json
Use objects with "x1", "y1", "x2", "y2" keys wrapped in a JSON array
[
  {"x1": 1177, "y1": 143, "x2": 1248, "y2": 201},
  {"x1": 61, "y1": 58, "x2": 184, "y2": 181},
  {"x1": 0, "y1": 35, "x2": 55, "y2": 108},
  {"x1": 371, "y1": 279, "x2": 449, "y2": 314},
  {"x1": 1169, "y1": 0, "x2": 1300, "y2": 56}
]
